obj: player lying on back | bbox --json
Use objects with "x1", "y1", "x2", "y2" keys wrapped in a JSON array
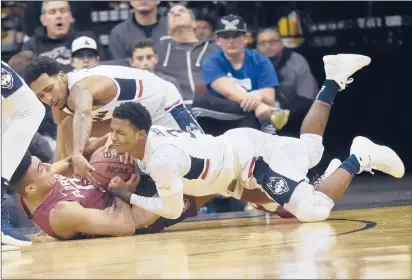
[
  {"x1": 8, "y1": 151, "x2": 218, "y2": 239},
  {"x1": 106, "y1": 54, "x2": 405, "y2": 222},
  {"x1": 23, "y1": 56, "x2": 213, "y2": 184}
]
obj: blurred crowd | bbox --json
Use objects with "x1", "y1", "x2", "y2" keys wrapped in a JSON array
[{"x1": 2, "y1": 0, "x2": 319, "y2": 223}]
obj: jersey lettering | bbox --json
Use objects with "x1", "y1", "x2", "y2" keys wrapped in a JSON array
[{"x1": 55, "y1": 175, "x2": 95, "y2": 198}]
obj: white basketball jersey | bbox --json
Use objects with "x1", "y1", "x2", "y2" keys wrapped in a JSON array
[
  {"x1": 66, "y1": 65, "x2": 183, "y2": 123},
  {"x1": 141, "y1": 125, "x2": 236, "y2": 197}
]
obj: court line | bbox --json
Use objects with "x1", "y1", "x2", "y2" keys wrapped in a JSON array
[
  {"x1": 188, "y1": 218, "x2": 377, "y2": 257},
  {"x1": 329, "y1": 218, "x2": 377, "y2": 236}
]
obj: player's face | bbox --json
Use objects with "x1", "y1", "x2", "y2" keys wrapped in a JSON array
[
  {"x1": 130, "y1": 47, "x2": 158, "y2": 72},
  {"x1": 23, "y1": 157, "x2": 54, "y2": 195},
  {"x1": 30, "y1": 73, "x2": 68, "y2": 109},
  {"x1": 110, "y1": 118, "x2": 142, "y2": 155},
  {"x1": 40, "y1": 1, "x2": 72, "y2": 39},
  {"x1": 257, "y1": 30, "x2": 283, "y2": 58},
  {"x1": 217, "y1": 32, "x2": 246, "y2": 57},
  {"x1": 168, "y1": 5, "x2": 196, "y2": 32}
]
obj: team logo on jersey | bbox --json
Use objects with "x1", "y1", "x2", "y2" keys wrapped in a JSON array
[
  {"x1": 267, "y1": 177, "x2": 289, "y2": 195},
  {"x1": 1, "y1": 68, "x2": 13, "y2": 89}
]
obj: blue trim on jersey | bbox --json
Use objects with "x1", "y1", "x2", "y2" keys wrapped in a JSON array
[
  {"x1": 170, "y1": 104, "x2": 204, "y2": 133},
  {"x1": 1, "y1": 62, "x2": 23, "y2": 99},
  {"x1": 114, "y1": 78, "x2": 137, "y2": 101},
  {"x1": 252, "y1": 156, "x2": 303, "y2": 206},
  {"x1": 184, "y1": 156, "x2": 204, "y2": 180}
]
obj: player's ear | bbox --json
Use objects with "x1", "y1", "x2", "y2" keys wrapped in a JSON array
[
  {"x1": 24, "y1": 184, "x2": 37, "y2": 195},
  {"x1": 57, "y1": 71, "x2": 66, "y2": 84},
  {"x1": 136, "y1": 129, "x2": 146, "y2": 141}
]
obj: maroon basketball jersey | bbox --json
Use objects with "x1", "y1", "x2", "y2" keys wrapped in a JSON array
[{"x1": 17, "y1": 174, "x2": 115, "y2": 239}]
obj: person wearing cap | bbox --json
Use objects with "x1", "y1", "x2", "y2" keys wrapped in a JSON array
[
  {"x1": 196, "y1": 15, "x2": 285, "y2": 135},
  {"x1": 70, "y1": 36, "x2": 100, "y2": 70}
]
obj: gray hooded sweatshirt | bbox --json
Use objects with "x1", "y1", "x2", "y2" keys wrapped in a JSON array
[
  {"x1": 156, "y1": 38, "x2": 218, "y2": 102},
  {"x1": 109, "y1": 14, "x2": 171, "y2": 59}
]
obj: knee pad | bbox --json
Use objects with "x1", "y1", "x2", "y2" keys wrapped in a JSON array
[
  {"x1": 300, "y1": 133, "x2": 324, "y2": 169},
  {"x1": 284, "y1": 183, "x2": 334, "y2": 223}
]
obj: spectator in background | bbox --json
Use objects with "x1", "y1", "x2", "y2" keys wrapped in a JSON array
[
  {"x1": 194, "y1": 15, "x2": 280, "y2": 135},
  {"x1": 257, "y1": 28, "x2": 317, "y2": 136},
  {"x1": 129, "y1": 40, "x2": 181, "y2": 92},
  {"x1": 22, "y1": 0, "x2": 101, "y2": 72},
  {"x1": 156, "y1": 4, "x2": 217, "y2": 106},
  {"x1": 70, "y1": 36, "x2": 100, "y2": 70},
  {"x1": 7, "y1": 51, "x2": 54, "y2": 162},
  {"x1": 109, "y1": 1, "x2": 169, "y2": 60},
  {"x1": 195, "y1": 15, "x2": 215, "y2": 41}
]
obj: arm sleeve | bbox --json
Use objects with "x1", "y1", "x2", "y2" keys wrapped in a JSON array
[
  {"x1": 202, "y1": 55, "x2": 227, "y2": 86},
  {"x1": 257, "y1": 56, "x2": 280, "y2": 89},
  {"x1": 129, "y1": 146, "x2": 190, "y2": 219}
]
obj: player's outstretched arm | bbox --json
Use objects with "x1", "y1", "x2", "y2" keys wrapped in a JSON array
[{"x1": 49, "y1": 200, "x2": 135, "y2": 239}]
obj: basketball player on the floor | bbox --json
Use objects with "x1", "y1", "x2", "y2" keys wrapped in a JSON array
[
  {"x1": 106, "y1": 54, "x2": 405, "y2": 222},
  {"x1": 7, "y1": 151, "x2": 233, "y2": 239},
  {"x1": 1, "y1": 61, "x2": 45, "y2": 250},
  {"x1": 24, "y1": 56, "x2": 231, "y2": 185}
]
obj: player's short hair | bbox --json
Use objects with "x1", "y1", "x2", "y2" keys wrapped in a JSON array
[
  {"x1": 8, "y1": 51, "x2": 35, "y2": 77},
  {"x1": 128, "y1": 40, "x2": 156, "y2": 58},
  {"x1": 9, "y1": 150, "x2": 33, "y2": 195},
  {"x1": 113, "y1": 102, "x2": 152, "y2": 133},
  {"x1": 24, "y1": 56, "x2": 62, "y2": 85}
]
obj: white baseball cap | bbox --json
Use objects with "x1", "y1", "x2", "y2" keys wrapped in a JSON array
[{"x1": 71, "y1": 36, "x2": 98, "y2": 54}]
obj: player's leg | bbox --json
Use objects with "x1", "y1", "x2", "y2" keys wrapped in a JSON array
[
  {"x1": 300, "y1": 54, "x2": 371, "y2": 168},
  {"x1": 283, "y1": 137, "x2": 404, "y2": 222},
  {"x1": 1, "y1": 63, "x2": 43, "y2": 248}
]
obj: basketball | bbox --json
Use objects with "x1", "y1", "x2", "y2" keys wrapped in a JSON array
[{"x1": 89, "y1": 146, "x2": 136, "y2": 189}]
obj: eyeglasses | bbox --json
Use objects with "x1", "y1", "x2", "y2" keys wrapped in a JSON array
[{"x1": 257, "y1": 39, "x2": 281, "y2": 46}]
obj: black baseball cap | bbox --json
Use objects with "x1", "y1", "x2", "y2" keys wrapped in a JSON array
[{"x1": 215, "y1": 15, "x2": 247, "y2": 35}]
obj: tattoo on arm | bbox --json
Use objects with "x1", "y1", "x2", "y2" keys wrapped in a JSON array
[{"x1": 72, "y1": 85, "x2": 94, "y2": 155}]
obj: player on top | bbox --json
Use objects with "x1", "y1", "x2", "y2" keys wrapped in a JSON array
[
  {"x1": 106, "y1": 54, "x2": 405, "y2": 221},
  {"x1": 1, "y1": 61, "x2": 46, "y2": 249},
  {"x1": 23, "y1": 56, "x2": 217, "y2": 184}
]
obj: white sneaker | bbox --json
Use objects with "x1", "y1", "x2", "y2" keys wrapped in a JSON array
[
  {"x1": 350, "y1": 136, "x2": 405, "y2": 178},
  {"x1": 312, "y1": 158, "x2": 342, "y2": 187},
  {"x1": 323, "y1": 158, "x2": 342, "y2": 179},
  {"x1": 1, "y1": 244, "x2": 20, "y2": 252},
  {"x1": 323, "y1": 54, "x2": 371, "y2": 91}
]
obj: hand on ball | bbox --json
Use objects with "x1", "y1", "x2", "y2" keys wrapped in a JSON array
[{"x1": 108, "y1": 174, "x2": 141, "y2": 193}]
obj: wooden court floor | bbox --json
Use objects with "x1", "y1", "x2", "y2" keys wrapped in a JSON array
[{"x1": 2, "y1": 206, "x2": 411, "y2": 279}]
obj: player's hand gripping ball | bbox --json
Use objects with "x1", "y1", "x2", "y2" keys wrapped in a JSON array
[
  {"x1": 89, "y1": 146, "x2": 136, "y2": 189},
  {"x1": 108, "y1": 174, "x2": 141, "y2": 193}
]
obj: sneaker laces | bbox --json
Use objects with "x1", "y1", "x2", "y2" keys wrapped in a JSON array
[
  {"x1": 361, "y1": 155, "x2": 375, "y2": 175},
  {"x1": 338, "y1": 78, "x2": 354, "y2": 92},
  {"x1": 311, "y1": 174, "x2": 324, "y2": 189}
]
